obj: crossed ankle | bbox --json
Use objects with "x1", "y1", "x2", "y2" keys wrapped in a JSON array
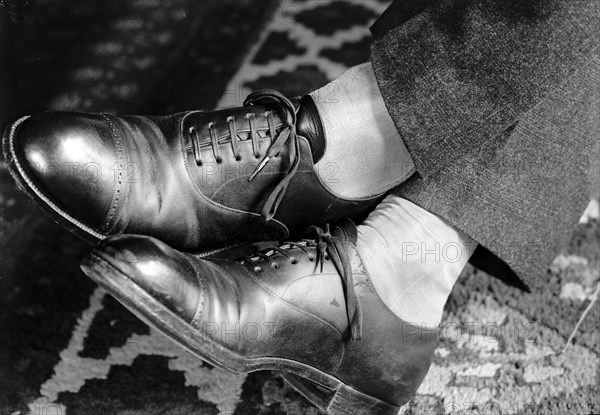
[{"x1": 310, "y1": 63, "x2": 415, "y2": 200}]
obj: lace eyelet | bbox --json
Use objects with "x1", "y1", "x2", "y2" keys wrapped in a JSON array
[
  {"x1": 216, "y1": 157, "x2": 223, "y2": 164},
  {"x1": 235, "y1": 155, "x2": 242, "y2": 162},
  {"x1": 255, "y1": 154, "x2": 261, "y2": 160},
  {"x1": 254, "y1": 266, "x2": 263, "y2": 273},
  {"x1": 308, "y1": 257, "x2": 315, "y2": 262},
  {"x1": 290, "y1": 259, "x2": 298, "y2": 265},
  {"x1": 271, "y1": 263, "x2": 279, "y2": 269}
]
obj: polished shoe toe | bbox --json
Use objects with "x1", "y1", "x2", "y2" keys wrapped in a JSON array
[
  {"x1": 8, "y1": 112, "x2": 118, "y2": 231},
  {"x1": 95, "y1": 235, "x2": 203, "y2": 322}
]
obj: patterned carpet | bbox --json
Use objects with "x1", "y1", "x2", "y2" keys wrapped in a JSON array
[{"x1": 1, "y1": 1, "x2": 599, "y2": 414}]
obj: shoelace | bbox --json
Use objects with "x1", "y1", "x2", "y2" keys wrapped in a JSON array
[
  {"x1": 242, "y1": 224, "x2": 363, "y2": 341},
  {"x1": 189, "y1": 89, "x2": 300, "y2": 221}
]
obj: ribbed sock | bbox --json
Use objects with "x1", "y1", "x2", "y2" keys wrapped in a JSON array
[
  {"x1": 356, "y1": 195, "x2": 477, "y2": 328},
  {"x1": 309, "y1": 63, "x2": 415, "y2": 199}
]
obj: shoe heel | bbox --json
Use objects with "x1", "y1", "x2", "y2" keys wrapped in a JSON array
[{"x1": 282, "y1": 373, "x2": 400, "y2": 415}]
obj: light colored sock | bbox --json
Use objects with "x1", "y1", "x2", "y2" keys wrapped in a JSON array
[
  {"x1": 356, "y1": 195, "x2": 478, "y2": 328},
  {"x1": 309, "y1": 63, "x2": 415, "y2": 200}
]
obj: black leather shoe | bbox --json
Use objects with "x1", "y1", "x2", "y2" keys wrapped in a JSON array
[
  {"x1": 3, "y1": 90, "x2": 380, "y2": 253},
  {"x1": 81, "y1": 220, "x2": 437, "y2": 414}
]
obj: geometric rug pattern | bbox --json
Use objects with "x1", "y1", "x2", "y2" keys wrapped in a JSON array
[{"x1": 1, "y1": 1, "x2": 598, "y2": 414}]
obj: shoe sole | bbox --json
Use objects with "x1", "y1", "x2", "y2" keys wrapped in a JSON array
[
  {"x1": 81, "y1": 254, "x2": 400, "y2": 415},
  {"x1": 2, "y1": 116, "x2": 106, "y2": 244}
]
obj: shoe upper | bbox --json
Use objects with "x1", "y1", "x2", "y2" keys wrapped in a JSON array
[
  {"x1": 6, "y1": 91, "x2": 381, "y2": 252},
  {"x1": 86, "y1": 220, "x2": 437, "y2": 407}
]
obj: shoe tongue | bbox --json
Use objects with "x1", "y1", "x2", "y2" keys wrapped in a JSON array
[
  {"x1": 331, "y1": 218, "x2": 358, "y2": 243},
  {"x1": 296, "y1": 95, "x2": 326, "y2": 163}
]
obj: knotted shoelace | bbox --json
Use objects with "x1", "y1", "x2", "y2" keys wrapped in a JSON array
[
  {"x1": 242, "y1": 224, "x2": 363, "y2": 341},
  {"x1": 189, "y1": 89, "x2": 300, "y2": 221}
]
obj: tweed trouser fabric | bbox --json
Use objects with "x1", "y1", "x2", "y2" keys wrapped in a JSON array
[{"x1": 370, "y1": 0, "x2": 600, "y2": 289}]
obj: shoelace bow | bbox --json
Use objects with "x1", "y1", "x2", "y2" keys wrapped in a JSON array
[
  {"x1": 190, "y1": 89, "x2": 300, "y2": 221},
  {"x1": 242, "y1": 224, "x2": 363, "y2": 341}
]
